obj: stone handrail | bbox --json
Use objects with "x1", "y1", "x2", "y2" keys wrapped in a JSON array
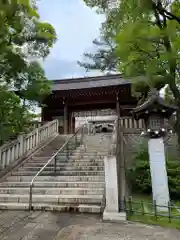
[{"x1": 0, "y1": 119, "x2": 59, "y2": 170}]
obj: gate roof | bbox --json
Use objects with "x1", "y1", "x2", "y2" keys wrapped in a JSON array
[{"x1": 51, "y1": 74, "x2": 130, "y2": 92}]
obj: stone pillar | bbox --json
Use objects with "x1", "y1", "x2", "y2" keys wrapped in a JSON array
[
  {"x1": 103, "y1": 155, "x2": 126, "y2": 221},
  {"x1": 148, "y1": 137, "x2": 170, "y2": 212},
  {"x1": 63, "y1": 99, "x2": 68, "y2": 135},
  {"x1": 116, "y1": 97, "x2": 126, "y2": 210},
  {"x1": 116, "y1": 93, "x2": 120, "y2": 204}
]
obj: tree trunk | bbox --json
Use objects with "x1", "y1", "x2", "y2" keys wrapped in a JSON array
[{"x1": 173, "y1": 107, "x2": 180, "y2": 154}]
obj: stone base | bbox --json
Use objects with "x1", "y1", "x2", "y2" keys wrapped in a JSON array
[{"x1": 103, "y1": 210, "x2": 126, "y2": 222}]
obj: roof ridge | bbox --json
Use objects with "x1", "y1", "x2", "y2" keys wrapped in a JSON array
[{"x1": 52, "y1": 74, "x2": 122, "y2": 84}]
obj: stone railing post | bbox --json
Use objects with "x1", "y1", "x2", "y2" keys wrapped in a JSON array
[
  {"x1": 18, "y1": 134, "x2": 24, "y2": 157},
  {"x1": 47, "y1": 123, "x2": 49, "y2": 138},
  {"x1": 36, "y1": 128, "x2": 39, "y2": 146},
  {"x1": 56, "y1": 119, "x2": 59, "y2": 133}
]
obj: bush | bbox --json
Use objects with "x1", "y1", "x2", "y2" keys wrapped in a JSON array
[{"x1": 128, "y1": 145, "x2": 180, "y2": 199}]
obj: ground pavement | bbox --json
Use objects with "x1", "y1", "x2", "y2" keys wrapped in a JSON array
[{"x1": 0, "y1": 211, "x2": 179, "y2": 240}]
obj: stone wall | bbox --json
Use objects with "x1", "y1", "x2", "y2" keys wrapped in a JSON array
[{"x1": 123, "y1": 129, "x2": 179, "y2": 168}]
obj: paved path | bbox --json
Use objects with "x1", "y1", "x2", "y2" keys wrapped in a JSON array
[{"x1": 0, "y1": 211, "x2": 179, "y2": 240}]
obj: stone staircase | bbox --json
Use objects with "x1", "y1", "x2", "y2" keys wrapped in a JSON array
[{"x1": 0, "y1": 133, "x2": 111, "y2": 213}]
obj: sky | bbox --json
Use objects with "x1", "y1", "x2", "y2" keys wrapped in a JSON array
[{"x1": 37, "y1": 0, "x2": 105, "y2": 80}]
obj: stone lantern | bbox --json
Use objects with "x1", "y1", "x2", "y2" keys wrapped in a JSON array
[
  {"x1": 132, "y1": 89, "x2": 177, "y2": 137},
  {"x1": 132, "y1": 89, "x2": 177, "y2": 212}
]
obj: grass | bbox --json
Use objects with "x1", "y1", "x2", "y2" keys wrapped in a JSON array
[{"x1": 126, "y1": 194, "x2": 180, "y2": 229}]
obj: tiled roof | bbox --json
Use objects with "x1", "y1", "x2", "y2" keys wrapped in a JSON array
[{"x1": 51, "y1": 74, "x2": 130, "y2": 91}]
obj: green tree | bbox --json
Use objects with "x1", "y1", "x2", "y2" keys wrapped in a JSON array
[
  {"x1": 0, "y1": 0, "x2": 56, "y2": 144},
  {"x1": 16, "y1": 61, "x2": 51, "y2": 105},
  {"x1": 83, "y1": 0, "x2": 180, "y2": 145},
  {"x1": 0, "y1": 87, "x2": 35, "y2": 144},
  {"x1": 0, "y1": 0, "x2": 56, "y2": 85},
  {"x1": 78, "y1": 34, "x2": 118, "y2": 73}
]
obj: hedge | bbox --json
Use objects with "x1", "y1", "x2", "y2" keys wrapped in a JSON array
[{"x1": 127, "y1": 145, "x2": 180, "y2": 199}]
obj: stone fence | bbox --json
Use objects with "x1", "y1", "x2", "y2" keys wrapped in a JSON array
[{"x1": 0, "y1": 120, "x2": 59, "y2": 171}]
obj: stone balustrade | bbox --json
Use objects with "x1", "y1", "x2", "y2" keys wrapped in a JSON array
[{"x1": 0, "y1": 120, "x2": 59, "y2": 170}]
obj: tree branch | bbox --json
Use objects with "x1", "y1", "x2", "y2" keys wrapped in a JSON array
[
  {"x1": 133, "y1": 44, "x2": 158, "y2": 59},
  {"x1": 152, "y1": 0, "x2": 180, "y2": 24},
  {"x1": 153, "y1": 0, "x2": 180, "y2": 101}
]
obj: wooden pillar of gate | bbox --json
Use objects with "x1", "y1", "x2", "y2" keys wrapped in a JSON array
[
  {"x1": 68, "y1": 114, "x2": 71, "y2": 134},
  {"x1": 72, "y1": 117, "x2": 75, "y2": 134},
  {"x1": 63, "y1": 98, "x2": 68, "y2": 135},
  {"x1": 69, "y1": 113, "x2": 75, "y2": 134}
]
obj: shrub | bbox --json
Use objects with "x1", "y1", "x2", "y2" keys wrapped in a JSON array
[{"x1": 127, "y1": 145, "x2": 180, "y2": 199}]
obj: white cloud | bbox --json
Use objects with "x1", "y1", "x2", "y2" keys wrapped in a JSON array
[{"x1": 37, "y1": 0, "x2": 105, "y2": 79}]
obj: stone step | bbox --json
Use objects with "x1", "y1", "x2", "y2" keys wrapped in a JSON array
[
  {"x1": 0, "y1": 134, "x2": 108, "y2": 213},
  {"x1": 0, "y1": 181, "x2": 105, "y2": 188},
  {"x1": 70, "y1": 153, "x2": 108, "y2": 157},
  {"x1": 62, "y1": 157, "x2": 105, "y2": 162},
  {"x1": 62, "y1": 159, "x2": 104, "y2": 163},
  {"x1": 83, "y1": 145, "x2": 109, "y2": 148},
  {"x1": 34, "y1": 149, "x2": 79, "y2": 157},
  {"x1": 36, "y1": 148, "x2": 76, "y2": 155},
  {"x1": 18, "y1": 166, "x2": 104, "y2": 171},
  {"x1": 45, "y1": 157, "x2": 105, "y2": 163},
  {"x1": 61, "y1": 166, "x2": 104, "y2": 171},
  {"x1": 79, "y1": 146, "x2": 109, "y2": 149},
  {"x1": 81, "y1": 143, "x2": 109, "y2": 146},
  {"x1": 0, "y1": 194, "x2": 103, "y2": 204},
  {"x1": 0, "y1": 187, "x2": 104, "y2": 195},
  {"x1": 11, "y1": 171, "x2": 105, "y2": 176},
  {"x1": 0, "y1": 202, "x2": 102, "y2": 213},
  {"x1": 75, "y1": 149, "x2": 109, "y2": 152},
  {"x1": 26, "y1": 159, "x2": 104, "y2": 165},
  {"x1": 58, "y1": 152, "x2": 108, "y2": 156},
  {"x1": 28, "y1": 155, "x2": 105, "y2": 162},
  {"x1": 84, "y1": 147, "x2": 109, "y2": 150},
  {"x1": 24, "y1": 161, "x2": 104, "y2": 167},
  {"x1": 7, "y1": 175, "x2": 105, "y2": 182}
]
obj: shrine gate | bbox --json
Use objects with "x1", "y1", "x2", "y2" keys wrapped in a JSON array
[{"x1": 42, "y1": 74, "x2": 137, "y2": 134}]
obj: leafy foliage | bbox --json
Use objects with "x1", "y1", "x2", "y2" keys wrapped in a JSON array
[
  {"x1": 17, "y1": 61, "x2": 51, "y2": 104},
  {"x1": 128, "y1": 145, "x2": 180, "y2": 200},
  {"x1": 0, "y1": 0, "x2": 56, "y2": 83},
  {"x1": 0, "y1": 0, "x2": 56, "y2": 145},
  {"x1": 0, "y1": 87, "x2": 35, "y2": 144},
  {"x1": 78, "y1": 34, "x2": 118, "y2": 73},
  {"x1": 83, "y1": 0, "x2": 180, "y2": 145}
]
